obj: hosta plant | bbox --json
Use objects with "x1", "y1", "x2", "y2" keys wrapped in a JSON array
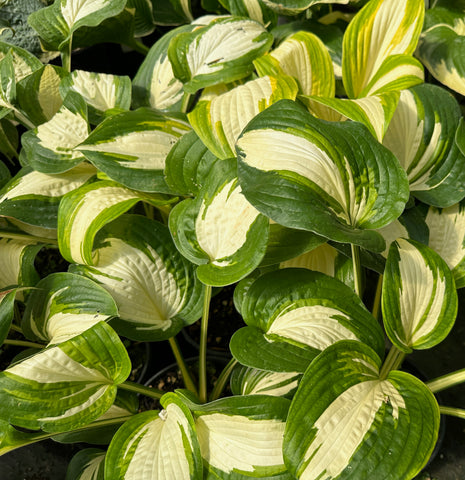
[{"x1": 0, "y1": 0, "x2": 465, "y2": 479}]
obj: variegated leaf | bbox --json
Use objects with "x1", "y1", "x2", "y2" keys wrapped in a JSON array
[
  {"x1": 0, "y1": 163, "x2": 97, "y2": 230},
  {"x1": 230, "y1": 268, "x2": 384, "y2": 373},
  {"x1": 57, "y1": 180, "x2": 172, "y2": 265},
  {"x1": 184, "y1": 394, "x2": 291, "y2": 479},
  {"x1": 383, "y1": 84, "x2": 465, "y2": 207},
  {"x1": 425, "y1": 202, "x2": 465, "y2": 288},
  {"x1": 17, "y1": 64, "x2": 65, "y2": 126},
  {"x1": 168, "y1": 16, "x2": 273, "y2": 93},
  {"x1": 284, "y1": 340, "x2": 439, "y2": 480},
  {"x1": 67, "y1": 448, "x2": 105, "y2": 480},
  {"x1": 169, "y1": 157, "x2": 269, "y2": 286},
  {"x1": 0, "y1": 418, "x2": 50, "y2": 456},
  {"x1": 219, "y1": 0, "x2": 277, "y2": 26},
  {"x1": 0, "y1": 321, "x2": 131, "y2": 432},
  {"x1": 133, "y1": 25, "x2": 194, "y2": 112},
  {"x1": 60, "y1": 70, "x2": 131, "y2": 124},
  {"x1": 188, "y1": 75, "x2": 298, "y2": 159},
  {"x1": 417, "y1": 6, "x2": 465, "y2": 96},
  {"x1": 77, "y1": 108, "x2": 190, "y2": 193},
  {"x1": 151, "y1": 0, "x2": 193, "y2": 25},
  {"x1": 105, "y1": 393, "x2": 202, "y2": 480},
  {"x1": 342, "y1": 0, "x2": 425, "y2": 98},
  {"x1": 0, "y1": 41, "x2": 43, "y2": 82},
  {"x1": 21, "y1": 92, "x2": 90, "y2": 174},
  {"x1": 71, "y1": 214, "x2": 205, "y2": 341},
  {"x1": 261, "y1": 0, "x2": 355, "y2": 16},
  {"x1": 254, "y1": 30, "x2": 334, "y2": 98},
  {"x1": 21, "y1": 272, "x2": 118, "y2": 345},
  {"x1": 230, "y1": 364, "x2": 301, "y2": 399},
  {"x1": 236, "y1": 99, "x2": 409, "y2": 252},
  {"x1": 0, "y1": 288, "x2": 20, "y2": 347},
  {"x1": 301, "y1": 91, "x2": 399, "y2": 142},
  {"x1": 382, "y1": 238, "x2": 457, "y2": 352},
  {"x1": 28, "y1": 0, "x2": 126, "y2": 52}
]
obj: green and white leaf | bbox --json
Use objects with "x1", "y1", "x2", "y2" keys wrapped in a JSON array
[
  {"x1": 254, "y1": 30, "x2": 334, "y2": 98},
  {"x1": 169, "y1": 157, "x2": 269, "y2": 286},
  {"x1": 417, "y1": 6, "x2": 465, "y2": 96},
  {"x1": 165, "y1": 130, "x2": 219, "y2": 196},
  {"x1": 236, "y1": 99, "x2": 409, "y2": 252},
  {"x1": 383, "y1": 84, "x2": 465, "y2": 207},
  {"x1": 66, "y1": 448, "x2": 105, "y2": 480},
  {"x1": 168, "y1": 16, "x2": 273, "y2": 93},
  {"x1": 28, "y1": 0, "x2": 127, "y2": 52},
  {"x1": 301, "y1": 91, "x2": 399, "y2": 142},
  {"x1": 231, "y1": 364, "x2": 301, "y2": 399},
  {"x1": 17, "y1": 64, "x2": 65, "y2": 126},
  {"x1": 218, "y1": 0, "x2": 277, "y2": 26},
  {"x1": 151, "y1": 0, "x2": 193, "y2": 25},
  {"x1": 77, "y1": 108, "x2": 190, "y2": 193},
  {"x1": 426, "y1": 201, "x2": 465, "y2": 288},
  {"x1": 382, "y1": 238, "x2": 457, "y2": 353},
  {"x1": 342, "y1": 0, "x2": 425, "y2": 98},
  {"x1": 60, "y1": 70, "x2": 131, "y2": 124},
  {"x1": 0, "y1": 321, "x2": 131, "y2": 432},
  {"x1": 284, "y1": 340, "x2": 439, "y2": 480},
  {"x1": 132, "y1": 25, "x2": 194, "y2": 111},
  {"x1": 57, "y1": 180, "x2": 172, "y2": 265},
  {"x1": 230, "y1": 268, "x2": 384, "y2": 373},
  {"x1": 22, "y1": 272, "x2": 118, "y2": 345},
  {"x1": 188, "y1": 394, "x2": 291, "y2": 479},
  {"x1": 71, "y1": 215, "x2": 205, "y2": 341},
  {"x1": 0, "y1": 418, "x2": 52, "y2": 456},
  {"x1": 261, "y1": 0, "x2": 355, "y2": 16},
  {"x1": 188, "y1": 74, "x2": 297, "y2": 159},
  {"x1": 0, "y1": 41, "x2": 43, "y2": 82},
  {"x1": 21, "y1": 92, "x2": 90, "y2": 174},
  {"x1": 105, "y1": 393, "x2": 202, "y2": 480},
  {"x1": 0, "y1": 163, "x2": 97, "y2": 230}
]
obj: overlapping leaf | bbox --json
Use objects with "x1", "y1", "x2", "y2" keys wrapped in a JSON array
[
  {"x1": 105, "y1": 393, "x2": 202, "y2": 480},
  {"x1": 169, "y1": 157, "x2": 269, "y2": 286},
  {"x1": 230, "y1": 268, "x2": 384, "y2": 373},
  {"x1": 0, "y1": 321, "x2": 131, "y2": 432},
  {"x1": 383, "y1": 84, "x2": 465, "y2": 207},
  {"x1": 284, "y1": 340, "x2": 439, "y2": 480},
  {"x1": 71, "y1": 215, "x2": 205, "y2": 341},
  {"x1": 188, "y1": 74, "x2": 298, "y2": 159},
  {"x1": 168, "y1": 16, "x2": 273, "y2": 93},
  {"x1": 382, "y1": 238, "x2": 457, "y2": 353},
  {"x1": 219, "y1": 0, "x2": 277, "y2": 26},
  {"x1": 236, "y1": 99, "x2": 409, "y2": 252},
  {"x1": 342, "y1": 0, "x2": 424, "y2": 98},
  {"x1": 261, "y1": 0, "x2": 356, "y2": 16},
  {"x1": 66, "y1": 448, "x2": 106, "y2": 480},
  {"x1": 77, "y1": 108, "x2": 190, "y2": 192}
]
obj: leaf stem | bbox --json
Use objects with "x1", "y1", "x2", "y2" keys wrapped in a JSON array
[
  {"x1": 0, "y1": 230, "x2": 58, "y2": 245},
  {"x1": 62, "y1": 39, "x2": 72, "y2": 73},
  {"x1": 128, "y1": 39, "x2": 150, "y2": 55},
  {"x1": 371, "y1": 274, "x2": 383, "y2": 321},
  {"x1": 119, "y1": 380, "x2": 164, "y2": 399},
  {"x1": 9, "y1": 323, "x2": 23, "y2": 334},
  {"x1": 439, "y1": 405, "x2": 465, "y2": 419},
  {"x1": 351, "y1": 244, "x2": 362, "y2": 297},
  {"x1": 209, "y1": 357, "x2": 237, "y2": 402},
  {"x1": 379, "y1": 345, "x2": 405, "y2": 380},
  {"x1": 426, "y1": 368, "x2": 465, "y2": 393},
  {"x1": 3, "y1": 339, "x2": 45, "y2": 349},
  {"x1": 168, "y1": 336, "x2": 198, "y2": 397},
  {"x1": 199, "y1": 284, "x2": 212, "y2": 403},
  {"x1": 181, "y1": 93, "x2": 192, "y2": 114}
]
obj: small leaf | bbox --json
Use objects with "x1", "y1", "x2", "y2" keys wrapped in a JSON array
[
  {"x1": 260, "y1": 0, "x2": 356, "y2": 16},
  {"x1": 66, "y1": 448, "x2": 105, "y2": 480},
  {"x1": 382, "y1": 238, "x2": 458, "y2": 352},
  {"x1": 219, "y1": 0, "x2": 277, "y2": 26}
]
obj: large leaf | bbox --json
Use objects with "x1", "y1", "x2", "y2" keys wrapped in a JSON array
[
  {"x1": 0, "y1": 163, "x2": 97, "y2": 230},
  {"x1": 105, "y1": 393, "x2": 203, "y2": 480},
  {"x1": 169, "y1": 157, "x2": 269, "y2": 286},
  {"x1": 77, "y1": 108, "x2": 190, "y2": 193},
  {"x1": 417, "y1": 6, "x2": 465, "y2": 96},
  {"x1": 230, "y1": 268, "x2": 384, "y2": 373},
  {"x1": 383, "y1": 84, "x2": 465, "y2": 207},
  {"x1": 342, "y1": 0, "x2": 424, "y2": 98},
  {"x1": 168, "y1": 16, "x2": 273, "y2": 93},
  {"x1": 28, "y1": 0, "x2": 127, "y2": 52},
  {"x1": 254, "y1": 30, "x2": 335, "y2": 98},
  {"x1": 22, "y1": 272, "x2": 118, "y2": 345},
  {"x1": 236, "y1": 99, "x2": 409, "y2": 252},
  {"x1": 57, "y1": 180, "x2": 172, "y2": 265},
  {"x1": 188, "y1": 74, "x2": 298, "y2": 159},
  {"x1": 0, "y1": 321, "x2": 131, "y2": 432},
  {"x1": 382, "y1": 238, "x2": 457, "y2": 353},
  {"x1": 284, "y1": 340, "x2": 439, "y2": 480},
  {"x1": 71, "y1": 215, "x2": 205, "y2": 341}
]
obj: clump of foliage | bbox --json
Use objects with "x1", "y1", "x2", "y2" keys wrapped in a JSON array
[{"x1": 0, "y1": 0, "x2": 464, "y2": 479}]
